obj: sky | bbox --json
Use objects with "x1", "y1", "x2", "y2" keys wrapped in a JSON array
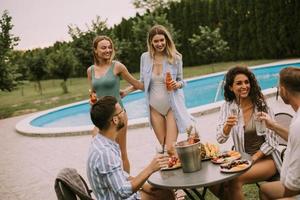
[{"x1": 0, "y1": 0, "x2": 137, "y2": 50}]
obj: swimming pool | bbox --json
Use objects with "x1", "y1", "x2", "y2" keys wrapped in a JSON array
[{"x1": 16, "y1": 60, "x2": 300, "y2": 136}]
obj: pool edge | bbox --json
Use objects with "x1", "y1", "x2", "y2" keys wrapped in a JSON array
[{"x1": 15, "y1": 88, "x2": 277, "y2": 137}]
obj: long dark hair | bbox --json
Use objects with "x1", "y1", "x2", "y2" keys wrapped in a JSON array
[{"x1": 223, "y1": 66, "x2": 267, "y2": 112}]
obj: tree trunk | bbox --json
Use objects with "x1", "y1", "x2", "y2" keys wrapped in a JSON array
[
  {"x1": 61, "y1": 80, "x2": 68, "y2": 94},
  {"x1": 37, "y1": 81, "x2": 43, "y2": 95}
]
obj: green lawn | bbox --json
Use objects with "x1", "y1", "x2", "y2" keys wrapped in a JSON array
[
  {"x1": 0, "y1": 59, "x2": 276, "y2": 119},
  {"x1": 185, "y1": 184, "x2": 260, "y2": 200}
]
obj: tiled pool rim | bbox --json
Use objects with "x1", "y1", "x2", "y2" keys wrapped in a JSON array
[
  {"x1": 15, "y1": 59, "x2": 299, "y2": 137},
  {"x1": 15, "y1": 88, "x2": 277, "y2": 137}
]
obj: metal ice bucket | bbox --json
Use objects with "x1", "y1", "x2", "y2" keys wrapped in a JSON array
[{"x1": 175, "y1": 139, "x2": 202, "y2": 173}]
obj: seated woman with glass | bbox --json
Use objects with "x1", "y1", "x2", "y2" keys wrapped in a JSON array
[{"x1": 213, "y1": 66, "x2": 282, "y2": 200}]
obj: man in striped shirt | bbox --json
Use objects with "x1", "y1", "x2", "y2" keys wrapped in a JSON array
[{"x1": 87, "y1": 96, "x2": 175, "y2": 200}]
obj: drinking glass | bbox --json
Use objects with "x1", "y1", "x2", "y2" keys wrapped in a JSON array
[
  {"x1": 254, "y1": 112, "x2": 266, "y2": 136},
  {"x1": 230, "y1": 104, "x2": 239, "y2": 126},
  {"x1": 230, "y1": 107, "x2": 238, "y2": 116},
  {"x1": 155, "y1": 144, "x2": 169, "y2": 169}
]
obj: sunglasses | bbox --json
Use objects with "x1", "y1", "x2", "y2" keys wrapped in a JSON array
[{"x1": 113, "y1": 108, "x2": 124, "y2": 117}]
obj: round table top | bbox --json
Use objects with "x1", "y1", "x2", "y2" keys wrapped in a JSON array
[{"x1": 148, "y1": 153, "x2": 251, "y2": 189}]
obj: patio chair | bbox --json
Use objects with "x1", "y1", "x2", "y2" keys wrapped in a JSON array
[
  {"x1": 274, "y1": 112, "x2": 293, "y2": 145},
  {"x1": 54, "y1": 168, "x2": 94, "y2": 200}
]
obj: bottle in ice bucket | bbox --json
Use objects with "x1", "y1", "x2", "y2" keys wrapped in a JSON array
[
  {"x1": 165, "y1": 71, "x2": 173, "y2": 91},
  {"x1": 175, "y1": 125, "x2": 202, "y2": 173},
  {"x1": 89, "y1": 89, "x2": 97, "y2": 104},
  {"x1": 186, "y1": 125, "x2": 200, "y2": 144}
]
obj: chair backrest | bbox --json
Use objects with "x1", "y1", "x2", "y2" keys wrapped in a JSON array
[
  {"x1": 274, "y1": 112, "x2": 293, "y2": 145},
  {"x1": 54, "y1": 168, "x2": 94, "y2": 200}
]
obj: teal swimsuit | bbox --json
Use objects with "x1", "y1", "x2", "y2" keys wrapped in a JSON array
[{"x1": 91, "y1": 62, "x2": 124, "y2": 107}]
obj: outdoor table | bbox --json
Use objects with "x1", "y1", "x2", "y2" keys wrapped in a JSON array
[{"x1": 148, "y1": 152, "x2": 251, "y2": 200}]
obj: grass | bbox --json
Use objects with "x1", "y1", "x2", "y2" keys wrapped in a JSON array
[
  {"x1": 0, "y1": 59, "x2": 276, "y2": 119},
  {"x1": 185, "y1": 184, "x2": 260, "y2": 200}
]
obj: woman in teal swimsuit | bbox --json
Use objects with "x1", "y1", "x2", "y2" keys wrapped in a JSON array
[{"x1": 87, "y1": 35, "x2": 142, "y2": 173}]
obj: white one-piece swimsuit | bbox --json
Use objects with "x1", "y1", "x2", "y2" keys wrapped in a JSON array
[{"x1": 149, "y1": 73, "x2": 171, "y2": 116}]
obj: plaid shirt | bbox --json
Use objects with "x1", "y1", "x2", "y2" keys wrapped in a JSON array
[{"x1": 86, "y1": 134, "x2": 140, "y2": 200}]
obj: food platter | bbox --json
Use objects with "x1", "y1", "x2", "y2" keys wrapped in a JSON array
[
  {"x1": 200, "y1": 143, "x2": 220, "y2": 161},
  {"x1": 161, "y1": 162, "x2": 181, "y2": 171},
  {"x1": 161, "y1": 155, "x2": 181, "y2": 171},
  {"x1": 211, "y1": 150, "x2": 241, "y2": 164},
  {"x1": 220, "y1": 159, "x2": 252, "y2": 173}
]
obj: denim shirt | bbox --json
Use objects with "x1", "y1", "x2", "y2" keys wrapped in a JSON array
[{"x1": 139, "y1": 52, "x2": 194, "y2": 133}]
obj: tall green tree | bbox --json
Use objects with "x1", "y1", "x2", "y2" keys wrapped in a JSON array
[
  {"x1": 47, "y1": 42, "x2": 79, "y2": 93},
  {"x1": 294, "y1": 0, "x2": 300, "y2": 55},
  {"x1": 237, "y1": 0, "x2": 252, "y2": 59},
  {"x1": 132, "y1": 0, "x2": 178, "y2": 12},
  {"x1": 25, "y1": 49, "x2": 48, "y2": 95},
  {"x1": 189, "y1": 26, "x2": 229, "y2": 65},
  {"x1": 0, "y1": 10, "x2": 20, "y2": 91}
]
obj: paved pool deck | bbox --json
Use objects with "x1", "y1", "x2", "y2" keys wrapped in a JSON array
[{"x1": 0, "y1": 95, "x2": 295, "y2": 200}]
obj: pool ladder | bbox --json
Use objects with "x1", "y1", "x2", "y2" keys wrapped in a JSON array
[{"x1": 214, "y1": 80, "x2": 225, "y2": 102}]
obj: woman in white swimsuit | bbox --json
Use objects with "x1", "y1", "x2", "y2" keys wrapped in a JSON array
[{"x1": 124, "y1": 25, "x2": 193, "y2": 153}]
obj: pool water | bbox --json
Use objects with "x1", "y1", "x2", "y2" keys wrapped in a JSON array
[{"x1": 30, "y1": 63, "x2": 300, "y2": 128}]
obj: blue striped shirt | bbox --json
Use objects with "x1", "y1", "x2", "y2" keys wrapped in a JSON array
[
  {"x1": 86, "y1": 134, "x2": 141, "y2": 200},
  {"x1": 216, "y1": 101, "x2": 282, "y2": 172}
]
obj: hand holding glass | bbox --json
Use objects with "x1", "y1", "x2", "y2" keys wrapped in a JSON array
[
  {"x1": 155, "y1": 145, "x2": 169, "y2": 169},
  {"x1": 229, "y1": 105, "x2": 239, "y2": 126},
  {"x1": 255, "y1": 112, "x2": 266, "y2": 136}
]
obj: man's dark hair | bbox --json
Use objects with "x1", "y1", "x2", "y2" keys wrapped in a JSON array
[
  {"x1": 90, "y1": 96, "x2": 117, "y2": 130},
  {"x1": 280, "y1": 67, "x2": 300, "y2": 93}
]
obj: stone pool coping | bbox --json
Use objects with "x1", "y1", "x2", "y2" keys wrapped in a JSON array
[
  {"x1": 15, "y1": 59, "x2": 300, "y2": 137},
  {"x1": 15, "y1": 89, "x2": 277, "y2": 137}
]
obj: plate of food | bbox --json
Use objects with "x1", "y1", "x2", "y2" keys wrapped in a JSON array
[
  {"x1": 211, "y1": 150, "x2": 241, "y2": 164},
  {"x1": 200, "y1": 143, "x2": 220, "y2": 161},
  {"x1": 161, "y1": 155, "x2": 181, "y2": 171},
  {"x1": 220, "y1": 159, "x2": 252, "y2": 173}
]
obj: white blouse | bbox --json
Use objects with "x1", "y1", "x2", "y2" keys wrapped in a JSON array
[{"x1": 216, "y1": 100, "x2": 283, "y2": 172}]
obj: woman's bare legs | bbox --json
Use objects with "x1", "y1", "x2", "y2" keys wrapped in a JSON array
[
  {"x1": 260, "y1": 181, "x2": 300, "y2": 200},
  {"x1": 115, "y1": 112, "x2": 130, "y2": 173},
  {"x1": 229, "y1": 157, "x2": 277, "y2": 200},
  {"x1": 150, "y1": 107, "x2": 178, "y2": 153},
  {"x1": 150, "y1": 107, "x2": 166, "y2": 145},
  {"x1": 260, "y1": 181, "x2": 285, "y2": 200},
  {"x1": 165, "y1": 110, "x2": 178, "y2": 153}
]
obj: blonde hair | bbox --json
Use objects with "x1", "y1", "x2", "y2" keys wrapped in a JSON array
[
  {"x1": 92, "y1": 35, "x2": 115, "y2": 65},
  {"x1": 147, "y1": 25, "x2": 181, "y2": 64}
]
